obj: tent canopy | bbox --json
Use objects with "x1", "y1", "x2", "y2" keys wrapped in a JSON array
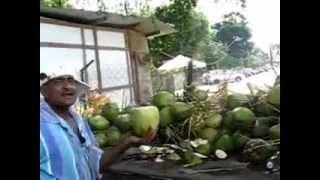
[{"x1": 158, "y1": 55, "x2": 206, "y2": 73}]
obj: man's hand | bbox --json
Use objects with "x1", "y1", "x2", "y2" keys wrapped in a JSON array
[
  {"x1": 99, "y1": 128, "x2": 157, "y2": 173},
  {"x1": 125, "y1": 128, "x2": 157, "y2": 147}
]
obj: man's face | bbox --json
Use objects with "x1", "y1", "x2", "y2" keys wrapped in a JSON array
[{"x1": 41, "y1": 76, "x2": 79, "y2": 107}]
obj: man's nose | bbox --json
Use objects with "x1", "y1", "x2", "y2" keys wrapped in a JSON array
[{"x1": 62, "y1": 81, "x2": 77, "y2": 90}]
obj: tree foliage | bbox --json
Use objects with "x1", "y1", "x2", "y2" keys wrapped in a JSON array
[
  {"x1": 198, "y1": 37, "x2": 227, "y2": 69},
  {"x1": 148, "y1": 1, "x2": 255, "y2": 69},
  {"x1": 244, "y1": 48, "x2": 269, "y2": 68},
  {"x1": 40, "y1": 0, "x2": 72, "y2": 8},
  {"x1": 149, "y1": 0, "x2": 210, "y2": 66},
  {"x1": 214, "y1": 0, "x2": 247, "y2": 8},
  {"x1": 100, "y1": 0, "x2": 153, "y2": 17},
  {"x1": 213, "y1": 12, "x2": 253, "y2": 59}
]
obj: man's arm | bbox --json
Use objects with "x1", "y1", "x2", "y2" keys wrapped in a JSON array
[{"x1": 99, "y1": 138, "x2": 132, "y2": 173}]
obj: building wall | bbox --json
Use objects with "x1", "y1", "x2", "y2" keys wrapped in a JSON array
[{"x1": 127, "y1": 30, "x2": 153, "y2": 105}]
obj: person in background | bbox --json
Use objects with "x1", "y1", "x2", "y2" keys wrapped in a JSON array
[{"x1": 40, "y1": 71, "x2": 156, "y2": 180}]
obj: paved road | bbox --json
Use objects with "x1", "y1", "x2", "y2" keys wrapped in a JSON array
[{"x1": 176, "y1": 69, "x2": 280, "y2": 95}]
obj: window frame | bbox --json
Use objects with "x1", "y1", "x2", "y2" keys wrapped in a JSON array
[{"x1": 40, "y1": 17, "x2": 136, "y2": 104}]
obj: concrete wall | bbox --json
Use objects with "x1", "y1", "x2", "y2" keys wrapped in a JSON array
[
  {"x1": 127, "y1": 30, "x2": 153, "y2": 105},
  {"x1": 152, "y1": 72, "x2": 176, "y2": 93}
]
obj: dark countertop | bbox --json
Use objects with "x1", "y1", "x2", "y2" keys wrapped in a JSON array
[{"x1": 102, "y1": 148, "x2": 280, "y2": 180}]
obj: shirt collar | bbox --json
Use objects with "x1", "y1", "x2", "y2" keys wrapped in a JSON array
[
  {"x1": 40, "y1": 101, "x2": 87, "y2": 140},
  {"x1": 40, "y1": 101, "x2": 80, "y2": 124},
  {"x1": 40, "y1": 100, "x2": 90, "y2": 146}
]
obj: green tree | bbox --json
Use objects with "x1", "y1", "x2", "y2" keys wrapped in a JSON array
[
  {"x1": 214, "y1": 0, "x2": 247, "y2": 8},
  {"x1": 220, "y1": 55, "x2": 242, "y2": 69},
  {"x1": 213, "y1": 12, "x2": 254, "y2": 59},
  {"x1": 149, "y1": 0, "x2": 210, "y2": 67},
  {"x1": 40, "y1": 0, "x2": 72, "y2": 8},
  {"x1": 244, "y1": 48, "x2": 269, "y2": 68},
  {"x1": 101, "y1": 0, "x2": 153, "y2": 17},
  {"x1": 198, "y1": 36, "x2": 228, "y2": 70}
]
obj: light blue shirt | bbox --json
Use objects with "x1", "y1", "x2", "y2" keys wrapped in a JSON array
[{"x1": 40, "y1": 101, "x2": 103, "y2": 180}]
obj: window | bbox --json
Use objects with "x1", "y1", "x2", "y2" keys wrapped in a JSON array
[
  {"x1": 85, "y1": 50, "x2": 98, "y2": 90},
  {"x1": 40, "y1": 47, "x2": 83, "y2": 79},
  {"x1": 102, "y1": 88, "x2": 132, "y2": 108},
  {"x1": 99, "y1": 50, "x2": 130, "y2": 88},
  {"x1": 40, "y1": 20, "x2": 135, "y2": 105},
  {"x1": 97, "y1": 30, "x2": 126, "y2": 48},
  {"x1": 84, "y1": 29, "x2": 94, "y2": 46},
  {"x1": 40, "y1": 23, "x2": 82, "y2": 44}
]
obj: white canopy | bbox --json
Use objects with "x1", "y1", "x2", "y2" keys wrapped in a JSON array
[{"x1": 158, "y1": 55, "x2": 206, "y2": 73}]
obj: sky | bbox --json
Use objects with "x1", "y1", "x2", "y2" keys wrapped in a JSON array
[{"x1": 71, "y1": 0, "x2": 280, "y2": 52}]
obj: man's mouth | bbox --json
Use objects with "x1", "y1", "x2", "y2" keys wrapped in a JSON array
[{"x1": 62, "y1": 92, "x2": 76, "y2": 98}]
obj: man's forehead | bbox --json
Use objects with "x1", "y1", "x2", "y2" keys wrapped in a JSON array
[{"x1": 42, "y1": 75, "x2": 76, "y2": 87}]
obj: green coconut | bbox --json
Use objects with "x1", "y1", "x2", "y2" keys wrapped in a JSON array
[
  {"x1": 232, "y1": 131, "x2": 250, "y2": 151},
  {"x1": 113, "y1": 114, "x2": 132, "y2": 132},
  {"x1": 232, "y1": 107, "x2": 256, "y2": 131},
  {"x1": 269, "y1": 124, "x2": 280, "y2": 139},
  {"x1": 252, "y1": 119, "x2": 270, "y2": 138},
  {"x1": 243, "y1": 138, "x2": 276, "y2": 164},
  {"x1": 121, "y1": 105, "x2": 135, "y2": 114},
  {"x1": 223, "y1": 111, "x2": 236, "y2": 132},
  {"x1": 88, "y1": 115, "x2": 110, "y2": 131},
  {"x1": 170, "y1": 102, "x2": 193, "y2": 122},
  {"x1": 212, "y1": 134, "x2": 234, "y2": 153},
  {"x1": 257, "y1": 117, "x2": 279, "y2": 127},
  {"x1": 152, "y1": 91, "x2": 176, "y2": 109},
  {"x1": 227, "y1": 93, "x2": 250, "y2": 109},
  {"x1": 130, "y1": 106, "x2": 160, "y2": 137},
  {"x1": 106, "y1": 126, "x2": 122, "y2": 146},
  {"x1": 159, "y1": 107, "x2": 174, "y2": 128},
  {"x1": 95, "y1": 133, "x2": 108, "y2": 147},
  {"x1": 267, "y1": 85, "x2": 280, "y2": 107},
  {"x1": 198, "y1": 128, "x2": 219, "y2": 142},
  {"x1": 205, "y1": 113, "x2": 223, "y2": 129},
  {"x1": 101, "y1": 103, "x2": 120, "y2": 123},
  {"x1": 255, "y1": 101, "x2": 278, "y2": 116},
  {"x1": 221, "y1": 128, "x2": 233, "y2": 136}
]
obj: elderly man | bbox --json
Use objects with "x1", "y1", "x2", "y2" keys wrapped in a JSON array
[{"x1": 40, "y1": 71, "x2": 156, "y2": 180}]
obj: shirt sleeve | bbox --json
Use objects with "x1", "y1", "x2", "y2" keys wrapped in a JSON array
[
  {"x1": 88, "y1": 145, "x2": 104, "y2": 179},
  {"x1": 40, "y1": 132, "x2": 57, "y2": 180}
]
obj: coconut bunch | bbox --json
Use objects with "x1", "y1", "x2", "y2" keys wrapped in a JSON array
[
  {"x1": 82, "y1": 76, "x2": 280, "y2": 166},
  {"x1": 85, "y1": 99, "x2": 161, "y2": 148},
  {"x1": 150, "y1": 76, "x2": 280, "y2": 165}
]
